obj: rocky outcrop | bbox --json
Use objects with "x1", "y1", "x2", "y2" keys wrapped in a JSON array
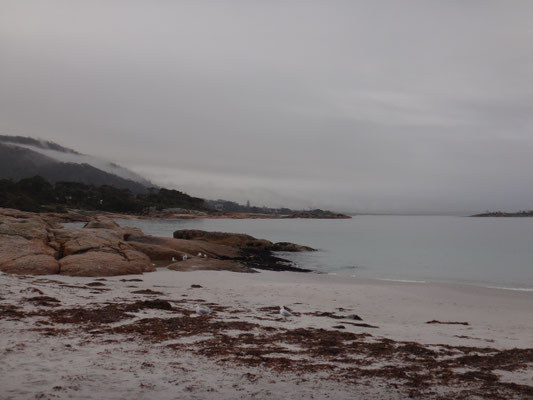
[
  {"x1": 172, "y1": 230, "x2": 315, "y2": 252},
  {"x1": 0, "y1": 209, "x2": 314, "y2": 276},
  {"x1": 53, "y1": 228, "x2": 155, "y2": 276},
  {"x1": 0, "y1": 209, "x2": 154, "y2": 276},
  {"x1": 169, "y1": 229, "x2": 313, "y2": 272},
  {"x1": 0, "y1": 236, "x2": 59, "y2": 275},
  {"x1": 0, "y1": 210, "x2": 60, "y2": 275},
  {"x1": 83, "y1": 216, "x2": 120, "y2": 230},
  {"x1": 59, "y1": 251, "x2": 152, "y2": 277},
  {"x1": 126, "y1": 235, "x2": 241, "y2": 260}
]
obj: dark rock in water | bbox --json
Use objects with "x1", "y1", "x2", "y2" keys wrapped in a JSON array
[
  {"x1": 170, "y1": 229, "x2": 313, "y2": 272},
  {"x1": 271, "y1": 241, "x2": 315, "y2": 252},
  {"x1": 239, "y1": 248, "x2": 312, "y2": 273},
  {"x1": 190, "y1": 284, "x2": 203, "y2": 288},
  {"x1": 332, "y1": 325, "x2": 346, "y2": 329}
]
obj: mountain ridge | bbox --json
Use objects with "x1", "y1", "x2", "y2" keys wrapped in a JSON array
[
  {"x1": 0, "y1": 140, "x2": 149, "y2": 193},
  {"x1": 0, "y1": 135, "x2": 153, "y2": 189}
]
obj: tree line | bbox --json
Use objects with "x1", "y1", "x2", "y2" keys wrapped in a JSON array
[{"x1": 0, "y1": 176, "x2": 207, "y2": 214}]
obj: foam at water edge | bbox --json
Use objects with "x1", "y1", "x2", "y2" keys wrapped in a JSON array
[
  {"x1": 485, "y1": 286, "x2": 533, "y2": 292},
  {"x1": 377, "y1": 278, "x2": 427, "y2": 284}
]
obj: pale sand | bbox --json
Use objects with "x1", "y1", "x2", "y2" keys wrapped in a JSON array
[{"x1": 1, "y1": 269, "x2": 532, "y2": 399}]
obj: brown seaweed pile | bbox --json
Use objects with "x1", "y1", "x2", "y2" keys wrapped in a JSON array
[{"x1": 16, "y1": 299, "x2": 532, "y2": 400}]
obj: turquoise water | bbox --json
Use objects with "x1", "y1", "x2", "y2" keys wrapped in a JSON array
[{"x1": 79, "y1": 216, "x2": 533, "y2": 289}]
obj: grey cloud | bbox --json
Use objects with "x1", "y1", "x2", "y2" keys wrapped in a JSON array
[{"x1": 1, "y1": 1, "x2": 533, "y2": 214}]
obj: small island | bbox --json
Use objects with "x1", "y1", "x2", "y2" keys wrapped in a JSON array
[{"x1": 471, "y1": 210, "x2": 533, "y2": 217}]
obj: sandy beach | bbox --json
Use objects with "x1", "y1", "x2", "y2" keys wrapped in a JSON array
[{"x1": 1, "y1": 268, "x2": 532, "y2": 399}]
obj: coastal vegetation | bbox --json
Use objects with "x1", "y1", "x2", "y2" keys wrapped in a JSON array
[
  {"x1": 0, "y1": 175, "x2": 207, "y2": 214},
  {"x1": 0, "y1": 176, "x2": 349, "y2": 218},
  {"x1": 0, "y1": 137, "x2": 350, "y2": 218}
]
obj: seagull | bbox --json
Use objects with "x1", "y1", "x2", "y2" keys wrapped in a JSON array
[
  {"x1": 171, "y1": 257, "x2": 177, "y2": 262},
  {"x1": 279, "y1": 306, "x2": 294, "y2": 318},
  {"x1": 195, "y1": 304, "x2": 211, "y2": 315},
  {"x1": 182, "y1": 255, "x2": 189, "y2": 261},
  {"x1": 203, "y1": 254, "x2": 208, "y2": 258},
  {"x1": 197, "y1": 252, "x2": 203, "y2": 257}
]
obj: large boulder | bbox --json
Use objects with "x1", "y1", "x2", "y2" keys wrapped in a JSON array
[
  {"x1": 127, "y1": 240, "x2": 188, "y2": 261},
  {"x1": 0, "y1": 213, "x2": 55, "y2": 241},
  {"x1": 53, "y1": 228, "x2": 155, "y2": 276},
  {"x1": 172, "y1": 230, "x2": 314, "y2": 252},
  {"x1": 59, "y1": 251, "x2": 152, "y2": 277},
  {"x1": 126, "y1": 235, "x2": 242, "y2": 260},
  {"x1": 82, "y1": 216, "x2": 145, "y2": 240},
  {"x1": 54, "y1": 228, "x2": 124, "y2": 256},
  {"x1": 0, "y1": 212, "x2": 60, "y2": 275},
  {"x1": 0, "y1": 235, "x2": 59, "y2": 275},
  {"x1": 0, "y1": 254, "x2": 59, "y2": 275}
]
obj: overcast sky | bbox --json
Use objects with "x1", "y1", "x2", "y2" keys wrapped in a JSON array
[{"x1": 1, "y1": 1, "x2": 533, "y2": 214}]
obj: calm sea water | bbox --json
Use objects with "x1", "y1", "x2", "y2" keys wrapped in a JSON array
[{"x1": 74, "y1": 216, "x2": 533, "y2": 290}]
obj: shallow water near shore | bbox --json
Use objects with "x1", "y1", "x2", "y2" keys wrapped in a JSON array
[{"x1": 69, "y1": 215, "x2": 533, "y2": 289}]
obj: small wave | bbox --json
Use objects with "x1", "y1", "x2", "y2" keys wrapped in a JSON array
[
  {"x1": 485, "y1": 286, "x2": 533, "y2": 292},
  {"x1": 377, "y1": 278, "x2": 427, "y2": 284}
]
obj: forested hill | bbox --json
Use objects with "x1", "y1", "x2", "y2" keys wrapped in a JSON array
[
  {"x1": 0, "y1": 142, "x2": 149, "y2": 193},
  {"x1": 0, "y1": 176, "x2": 207, "y2": 214}
]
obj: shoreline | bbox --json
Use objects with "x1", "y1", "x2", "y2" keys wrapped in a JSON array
[
  {"x1": 1, "y1": 209, "x2": 532, "y2": 398},
  {"x1": 40, "y1": 210, "x2": 353, "y2": 223},
  {"x1": 330, "y1": 274, "x2": 533, "y2": 292},
  {"x1": 62, "y1": 214, "x2": 533, "y2": 292},
  {"x1": 1, "y1": 268, "x2": 531, "y2": 399}
]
